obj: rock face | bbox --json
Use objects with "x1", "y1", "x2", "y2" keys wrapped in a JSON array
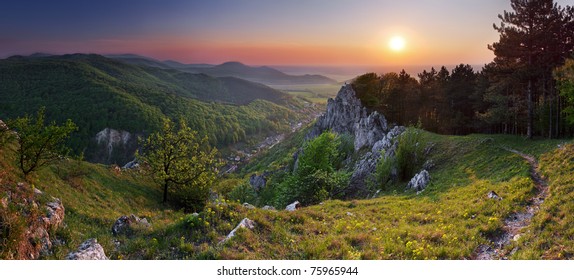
[
  {"x1": 111, "y1": 214, "x2": 151, "y2": 235},
  {"x1": 305, "y1": 84, "x2": 404, "y2": 196},
  {"x1": 66, "y1": 239, "x2": 108, "y2": 260},
  {"x1": 249, "y1": 173, "x2": 268, "y2": 192},
  {"x1": 406, "y1": 170, "x2": 431, "y2": 192},
  {"x1": 220, "y1": 218, "x2": 256, "y2": 244},
  {"x1": 308, "y1": 84, "x2": 389, "y2": 151},
  {"x1": 92, "y1": 128, "x2": 137, "y2": 165}
]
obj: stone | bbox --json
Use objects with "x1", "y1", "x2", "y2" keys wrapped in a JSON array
[
  {"x1": 220, "y1": 218, "x2": 256, "y2": 244},
  {"x1": 262, "y1": 205, "x2": 276, "y2": 211},
  {"x1": 44, "y1": 199, "x2": 65, "y2": 230},
  {"x1": 66, "y1": 239, "x2": 108, "y2": 260},
  {"x1": 406, "y1": 170, "x2": 431, "y2": 192},
  {"x1": 242, "y1": 203, "x2": 256, "y2": 210},
  {"x1": 487, "y1": 191, "x2": 502, "y2": 200},
  {"x1": 513, "y1": 234, "x2": 522, "y2": 242},
  {"x1": 0, "y1": 119, "x2": 7, "y2": 131},
  {"x1": 285, "y1": 201, "x2": 301, "y2": 211},
  {"x1": 112, "y1": 214, "x2": 151, "y2": 235},
  {"x1": 122, "y1": 159, "x2": 139, "y2": 169}
]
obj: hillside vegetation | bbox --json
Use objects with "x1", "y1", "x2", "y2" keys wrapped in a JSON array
[
  {"x1": 0, "y1": 54, "x2": 305, "y2": 164},
  {"x1": 2, "y1": 132, "x2": 571, "y2": 259}
]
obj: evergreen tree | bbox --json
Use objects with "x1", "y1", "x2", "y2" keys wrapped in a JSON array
[{"x1": 489, "y1": 0, "x2": 574, "y2": 138}]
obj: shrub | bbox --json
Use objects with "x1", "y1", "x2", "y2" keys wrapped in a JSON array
[
  {"x1": 277, "y1": 131, "x2": 350, "y2": 206},
  {"x1": 396, "y1": 127, "x2": 426, "y2": 181}
]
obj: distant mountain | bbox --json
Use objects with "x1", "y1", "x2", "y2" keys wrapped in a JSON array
[
  {"x1": 105, "y1": 54, "x2": 171, "y2": 69},
  {"x1": 104, "y1": 54, "x2": 337, "y2": 85},
  {"x1": 180, "y1": 61, "x2": 338, "y2": 85},
  {"x1": 0, "y1": 54, "x2": 302, "y2": 164}
]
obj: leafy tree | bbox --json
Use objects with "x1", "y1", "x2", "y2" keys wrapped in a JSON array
[
  {"x1": 138, "y1": 118, "x2": 220, "y2": 210},
  {"x1": 7, "y1": 107, "x2": 77, "y2": 177},
  {"x1": 278, "y1": 131, "x2": 349, "y2": 206}
]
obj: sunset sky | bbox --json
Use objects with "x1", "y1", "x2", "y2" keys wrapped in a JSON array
[{"x1": 1, "y1": 0, "x2": 573, "y2": 66}]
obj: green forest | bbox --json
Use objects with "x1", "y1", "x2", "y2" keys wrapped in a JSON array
[
  {"x1": 353, "y1": 1, "x2": 574, "y2": 138},
  {"x1": 0, "y1": 54, "x2": 304, "y2": 163}
]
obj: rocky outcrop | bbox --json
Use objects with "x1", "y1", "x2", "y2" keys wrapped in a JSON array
[
  {"x1": 285, "y1": 201, "x2": 301, "y2": 211},
  {"x1": 66, "y1": 239, "x2": 108, "y2": 260},
  {"x1": 406, "y1": 170, "x2": 430, "y2": 192},
  {"x1": 249, "y1": 173, "x2": 268, "y2": 192},
  {"x1": 262, "y1": 205, "x2": 276, "y2": 211},
  {"x1": 303, "y1": 84, "x2": 405, "y2": 196},
  {"x1": 111, "y1": 214, "x2": 151, "y2": 235},
  {"x1": 91, "y1": 128, "x2": 137, "y2": 165},
  {"x1": 1, "y1": 183, "x2": 65, "y2": 259},
  {"x1": 307, "y1": 84, "x2": 389, "y2": 151},
  {"x1": 348, "y1": 126, "x2": 405, "y2": 195},
  {"x1": 220, "y1": 218, "x2": 256, "y2": 244}
]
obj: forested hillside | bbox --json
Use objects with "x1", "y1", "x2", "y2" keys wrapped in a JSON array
[{"x1": 0, "y1": 54, "x2": 303, "y2": 164}]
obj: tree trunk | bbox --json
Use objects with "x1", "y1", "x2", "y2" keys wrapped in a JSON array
[
  {"x1": 527, "y1": 80, "x2": 533, "y2": 139},
  {"x1": 163, "y1": 182, "x2": 168, "y2": 203}
]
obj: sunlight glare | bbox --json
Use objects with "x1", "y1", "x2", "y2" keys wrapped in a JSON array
[{"x1": 389, "y1": 36, "x2": 406, "y2": 52}]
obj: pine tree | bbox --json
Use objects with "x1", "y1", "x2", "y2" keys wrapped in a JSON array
[{"x1": 489, "y1": 0, "x2": 574, "y2": 138}]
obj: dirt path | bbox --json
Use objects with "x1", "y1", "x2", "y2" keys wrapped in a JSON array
[{"x1": 474, "y1": 148, "x2": 549, "y2": 260}]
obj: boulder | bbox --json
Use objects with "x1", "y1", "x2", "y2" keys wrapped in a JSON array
[
  {"x1": 122, "y1": 159, "x2": 139, "y2": 169},
  {"x1": 406, "y1": 170, "x2": 431, "y2": 192},
  {"x1": 487, "y1": 191, "x2": 502, "y2": 200},
  {"x1": 285, "y1": 201, "x2": 301, "y2": 211},
  {"x1": 220, "y1": 218, "x2": 256, "y2": 244},
  {"x1": 242, "y1": 203, "x2": 256, "y2": 210},
  {"x1": 111, "y1": 214, "x2": 151, "y2": 235},
  {"x1": 0, "y1": 119, "x2": 7, "y2": 130},
  {"x1": 66, "y1": 239, "x2": 108, "y2": 260},
  {"x1": 262, "y1": 205, "x2": 276, "y2": 211}
]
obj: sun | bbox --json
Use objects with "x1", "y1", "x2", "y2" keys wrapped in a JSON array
[{"x1": 389, "y1": 36, "x2": 406, "y2": 52}]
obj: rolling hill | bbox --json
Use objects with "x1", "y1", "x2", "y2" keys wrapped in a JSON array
[
  {"x1": 108, "y1": 55, "x2": 338, "y2": 85},
  {"x1": 178, "y1": 61, "x2": 338, "y2": 85},
  {"x1": 0, "y1": 54, "x2": 304, "y2": 164}
]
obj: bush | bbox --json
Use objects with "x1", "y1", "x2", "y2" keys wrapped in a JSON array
[
  {"x1": 277, "y1": 131, "x2": 350, "y2": 206},
  {"x1": 228, "y1": 182, "x2": 257, "y2": 205},
  {"x1": 373, "y1": 126, "x2": 426, "y2": 191},
  {"x1": 396, "y1": 127, "x2": 426, "y2": 180}
]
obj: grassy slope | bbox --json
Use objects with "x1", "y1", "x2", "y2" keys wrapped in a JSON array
[{"x1": 1, "y1": 132, "x2": 572, "y2": 259}]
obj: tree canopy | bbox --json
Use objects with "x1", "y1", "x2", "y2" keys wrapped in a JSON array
[
  {"x1": 7, "y1": 107, "x2": 77, "y2": 177},
  {"x1": 138, "y1": 118, "x2": 220, "y2": 211}
]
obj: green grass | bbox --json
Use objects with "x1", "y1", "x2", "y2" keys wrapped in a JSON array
[
  {"x1": 512, "y1": 143, "x2": 574, "y2": 259},
  {"x1": 2, "y1": 132, "x2": 573, "y2": 259}
]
